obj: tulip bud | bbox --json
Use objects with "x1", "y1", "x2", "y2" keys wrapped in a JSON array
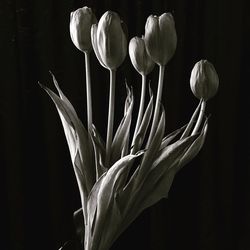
[
  {"x1": 190, "y1": 60, "x2": 219, "y2": 100},
  {"x1": 144, "y1": 13, "x2": 177, "y2": 66},
  {"x1": 91, "y1": 11, "x2": 127, "y2": 70},
  {"x1": 70, "y1": 7, "x2": 97, "y2": 53},
  {"x1": 129, "y1": 36, "x2": 155, "y2": 76}
]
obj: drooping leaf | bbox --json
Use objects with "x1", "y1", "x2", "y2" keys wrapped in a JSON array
[
  {"x1": 97, "y1": 152, "x2": 144, "y2": 215},
  {"x1": 87, "y1": 153, "x2": 143, "y2": 250},
  {"x1": 119, "y1": 135, "x2": 197, "y2": 235},
  {"x1": 138, "y1": 135, "x2": 198, "y2": 209}
]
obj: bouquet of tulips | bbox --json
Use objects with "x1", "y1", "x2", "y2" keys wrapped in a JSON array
[{"x1": 40, "y1": 6, "x2": 219, "y2": 250}]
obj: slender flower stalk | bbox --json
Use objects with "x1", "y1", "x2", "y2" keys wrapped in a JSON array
[
  {"x1": 105, "y1": 69, "x2": 116, "y2": 167},
  {"x1": 132, "y1": 74, "x2": 146, "y2": 148},
  {"x1": 84, "y1": 52, "x2": 93, "y2": 133},
  {"x1": 192, "y1": 99, "x2": 206, "y2": 135},
  {"x1": 147, "y1": 65, "x2": 165, "y2": 146}
]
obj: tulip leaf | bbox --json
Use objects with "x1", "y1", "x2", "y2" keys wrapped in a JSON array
[
  {"x1": 73, "y1": 208, "x2": 84, "y2": 246},
  {"x1": 120, "y1": 109, "x2": 165, "y2": 218},
  {"x1": 136, "y1": 108, "x2": 166, "y2": 183},
  {"x1": 91, "y1": 125, "x2": 107, "y2": 180},
  {"x1": 110, "y1": 86, "x2": 134, "y2": 165},
  {"x1": 178, "y1": 119, "x2": 208, "y2": 170},
  {"x1": 138, "y1": 125, "x2": 207, "y2": 212},
  {"x1": 86, "y1": 172, "x2": 106, "y2": 236},
  {"x1": 50, "y1": 72, "x2": 79, "y2": 118},
  {"x1": 131, "y1": 93, "x2": 154, "y2": 153},
  {"x1": 121, "y1": 135, "x2": 197, "y2": 232},
  {"x1": 180, "y1": 100, "x2": 202, "y2": 139},
  {"x1": 87, "y1": 153, "x2": 143, "y2": 249},
  {"x1": 40, "y1": 79, "x2": 94, "y2": 194},
  {"x1": 121, "y1": 83, "x2": 133, "y2": 157},
  {"x1": 159, "y1": 124, "x2": 187, "y2": 150},
  {"x1": 123, "y1": 82, "x2": 133, "y2": 114}
]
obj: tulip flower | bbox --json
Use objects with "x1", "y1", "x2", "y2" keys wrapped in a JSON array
[
  {"x1": 91, "y1": 11, "x2": 127, "y2": 167},
  {"x1": 129, "y1": 36, "x2": 155, "y2": 76},
  {"x1": 189, "y1": 60, "x2": 219, "y2": 135},
  {"x1": 144, "y1": 13, "x2": 177, "y2": 146},
  {"x1": 190, "y1": 59, "x2": 219, "y2": 101},
  {"x1": 129, "y1": 36, "x2": 155, "y2": 142},
  {"x1": 144, "y1": 13, "x2": 177, "y2": 66},
  {"x1": 91, "y1": 11, "x2": 127, "y2": 70},
  {"x1": 70, "y1": 6, "x2": 97, "y2": 53},
  {"x1": 70, "y1": 7, "x2": 98, "y2": 134}
]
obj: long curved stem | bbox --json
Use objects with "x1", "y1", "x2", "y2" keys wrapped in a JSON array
[
  {"x1": 105, "y1": 69, "x2": 116, "y2": 167},
  {"x1": 192, "y1": 99, "x2": 206, "y2": 135},
  {"x1": 147, "y1": 65, "x2": 165, "y2": 147},
  {"x1": 132, "y1": 74, "x2": 146, "y2": 148},
  {"x1": 84, "y1": 52, "x2": 93, "y2": 134}
]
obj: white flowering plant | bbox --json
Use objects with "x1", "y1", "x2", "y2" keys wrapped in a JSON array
[{"x1": 40, "y1": 7, "x2": 219, "y2": 250}]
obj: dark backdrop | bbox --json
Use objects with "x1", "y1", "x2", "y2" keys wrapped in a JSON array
[{"x1": 1, "y1": 0, "x2": 250, "y2": 249}]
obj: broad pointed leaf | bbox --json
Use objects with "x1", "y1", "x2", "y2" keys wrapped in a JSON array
[
  {"x1": 40, "y1": 81, "x2": 94, "y2": 193},
  {"x1": 131, "y1": 91, "x2": 154, "y2": 154},
  {"x1": 110, "y1": 88, "x2": 134, "y2": 165}
]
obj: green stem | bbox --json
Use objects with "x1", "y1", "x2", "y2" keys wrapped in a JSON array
[
  {"x1": 105, "y1": 69, "x2": 116, "y2": 167},
  {"x1": 131, "y1": 74, "x2": 146, "y2": 150},
  {"x1": 84, "y1": 52, "x2": 93, "y2": 134},
  {"x1": 192, "y1": 99, "x2": 206, "y2": 135},
  {"x1": 147, "y1": 65, "x2": 165, "y2": 147}
]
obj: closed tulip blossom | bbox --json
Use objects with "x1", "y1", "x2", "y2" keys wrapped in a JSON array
[
  {"x1": 144, "y1": 13, "x2": 177, "y2": 66},
  {"x1": 144, "y1": 13, "x2": 177, "y2": 146},
  {"x1": 188, "y1": 60, "x2": 219, "y2": 135},
  {"x1": 41, "y1": 8, "x2": 218, "y2": 250},
  {"x1": 190, "y1": 59, "x2": 219, "y2": 101},
  {"x1": 70, "y1": 7, "x2": 98, "y2": 134},
  {"x1": 129, "y1": 36, "x2": 155, "y2": 145},
  {"x1": 129, "y1": 36, "x2": 155, "y2": 76},
  {"x1": 70, "y1": 7, "x2": 97, "y2": 53},
  {"x1": 91, "y1": 11, "x2": 127, "y2": 70}
]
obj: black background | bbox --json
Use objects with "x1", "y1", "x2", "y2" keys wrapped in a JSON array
[{"x1": 1, "y1": 0, "x2": 250, "y2": 249}]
